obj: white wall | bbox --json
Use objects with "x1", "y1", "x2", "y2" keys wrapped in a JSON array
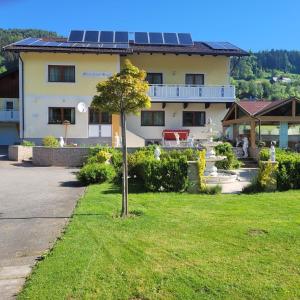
[
  {"x1": 126, "y1": 103, "x2": 228, "y2": 140},
  {"x1": 24, "y1": 95, "x2": 91, "y2": 139}
]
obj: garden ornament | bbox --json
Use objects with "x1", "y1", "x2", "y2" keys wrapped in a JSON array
[
  {"x1": 115, "y1": 133, "x2": 121, "y2": 147},
  {"x1": 59, "y1": 136, "x2": 65, "y2": 148},
  {"x1": 270, "y1": 141, "x2": 276, "y2": 162},
  {"x1": 242, "y1": 136, "x2": 249, "y2": 158},
  {"x1": 154, "y1": 146, "x2": 161, "y2": 160}
]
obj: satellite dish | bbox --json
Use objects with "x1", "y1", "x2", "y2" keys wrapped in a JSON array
[{"x1": 77, "y1": 102, "x2": 88, "y2": 113}]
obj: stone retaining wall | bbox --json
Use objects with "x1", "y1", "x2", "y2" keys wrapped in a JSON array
[
  {"x1": 8, "y1": 145, "x2": 33, "y2": 161},
  {"x1": 32, "y1": 147, "x2": 89, "y2": 167}
]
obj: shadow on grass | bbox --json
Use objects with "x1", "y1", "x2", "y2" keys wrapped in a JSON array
[{"x1": 102, "y1": 182, "x2": 146, "y2": 194}]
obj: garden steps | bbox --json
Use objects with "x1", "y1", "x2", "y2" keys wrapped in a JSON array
[{"x1": 238, "y1": 158, "x2": 258, "y2": 168}]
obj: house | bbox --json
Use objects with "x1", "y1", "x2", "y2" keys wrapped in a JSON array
[
  {"x1": 0, "y1": 67, "x2": 20, "y2": 145},
  {"x1": 222, "y1": 98, "x2": 300, "y2": 151},
  {"x1": 4, "y1": 31, "x2": 248, "y2": 146}
]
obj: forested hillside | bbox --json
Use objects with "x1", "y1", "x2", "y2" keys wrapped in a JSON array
[
  {"x1": 231, "y1": 51, "x2": 300, "y2": 100},
  {"x1": 0, "y1": 29, "x2": 300, "y2": 100},
  {"x1": 0, "y1": 28, "x2": 59, "y2": 72}
]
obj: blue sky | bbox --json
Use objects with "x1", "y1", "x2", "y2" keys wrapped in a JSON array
[{"x1": 1, "y1": 0, "x2": 299, "y2": 51}]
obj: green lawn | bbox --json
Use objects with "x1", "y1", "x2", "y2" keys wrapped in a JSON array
[{"x1": 19, "y1": 184, "x2": 300, "y2": 299}]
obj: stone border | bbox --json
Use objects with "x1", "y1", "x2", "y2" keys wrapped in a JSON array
[
  {"x1": 8, "y1": 145, "x2": 33, "y2": 162},
  {"x1": 32, "y1": 147, "x2": 89, "y2": 167}
]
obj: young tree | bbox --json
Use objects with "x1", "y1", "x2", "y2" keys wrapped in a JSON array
[{"x1": 92, "y1": 59, "x2": 151, "y2": 217}]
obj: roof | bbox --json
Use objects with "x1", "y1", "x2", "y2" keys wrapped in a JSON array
[
  {"x1": 3, "y1": 37, "x2": 249, "y2": 57},
  {"x1": 235, "y1": 98, "x2": 299, "y2": 116},
  {"x1": 237, "y1": 100, "x2": 277, "y2": 115}
]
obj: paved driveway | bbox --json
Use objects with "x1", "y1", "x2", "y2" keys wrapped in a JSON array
[{"x1": 0, "y1": 159, "x2": 84, "y2": 299}]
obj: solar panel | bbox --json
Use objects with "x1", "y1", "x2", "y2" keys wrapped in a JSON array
[
  {"x1": 100, "y1": 31, "x2": 114, "y2": 43},
  {"x1": 149, "y1": 32, "x2": 163, "y2": 44},
  {"x1": 204, "y1": 42, "x2": 240, "y2": 50},
  {"x1": 84, "y1": 31, "x2": 99, "y2": 43},
  {"x1": 163, "y1": 33, "x2": 178, "y2": 45},
  {"x1": 68, "y1": 30, "x2": 84, "y2": 42},
  {"x1": 14, "y1": 38, "x2": 40, "y2": 45},
  {"x1": 30, "y1": 40, "x2": 48, "y2": 46},
  {"x1": 115, "y1": 31, "x2": 128, "y2": 43},
  {"x1": 45, "y1": 41, "x2": 62, "y2": 47},
  {"x1": 59, "y1": 42, "x2": 75, "y2": 47},
  {"x1": 177, "y1": 33, "x2": 193, "y2": 45},
  {"x1": 135, "y1": 32, "x2": 149, "y2": 44},
  {"x1": 219, "y1": 42, "x2": 240, "y2": 50},
  {"x1": 115, "y1": 43, "x2": 130, "y2": 49}
]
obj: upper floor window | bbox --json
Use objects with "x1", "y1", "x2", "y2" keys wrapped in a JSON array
[
  {"x1": 146, "y1": 73, "x2": 163, "y2": 84},
  {"x1": 185, "y1": 74, "x2": 204, "y2": 85},
  {"x1": 6, "y1": 101, "x2": 14, "y2": 110},
  {"x1": 48, "y1": 107, "x2": 75, "y2": 124},
  {"x1": 89, "y1": 108, "x2": 112, "y2": 124},
  {"x1": 183, "y1": 111, "x2": 205, "y2": 126},
  {"x1": 48, "y1": 65, "x2": 75, "y2": 83},
  {"x1": 141, "y1": 111, "x2": 165, "y2": 126}
]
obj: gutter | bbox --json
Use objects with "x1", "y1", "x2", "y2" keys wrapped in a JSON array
[{"x1": 19, "y1": 54, "x2": 25, "y2": 139}]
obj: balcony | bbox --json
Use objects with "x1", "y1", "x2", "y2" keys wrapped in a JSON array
[
  {"x1": 0, "y1": 110, "x2": 19, "y2": 122},
  {"x1": 148, "y1": 84, "x2": 235, "y2": 102}
]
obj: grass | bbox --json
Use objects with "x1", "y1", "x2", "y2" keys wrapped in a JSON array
[{"x1": 19, "y1": 184, "x2": 300, "y2": 299}]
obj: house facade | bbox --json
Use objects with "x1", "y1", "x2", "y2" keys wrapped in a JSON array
[{"x1": 4, "y1": 31, "x2": 248, "y2": 146}]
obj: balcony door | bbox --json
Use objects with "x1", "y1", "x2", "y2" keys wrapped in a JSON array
[
  {"x1": 146, "y1": 73, "x2": 163, "y2": 85},
  {"x1": 185, "y1": 74, "x2": 204, "y2": 85}
]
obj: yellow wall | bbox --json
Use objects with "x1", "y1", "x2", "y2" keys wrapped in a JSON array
[
  {"x1": 21, "y1": 52, "x2": 119, "y2": 96},
  {"x1": 21, "y1": 52, "x2": 120, "y2": 139},
  {"x1": 121, "y1": 54, "x2": 230, "y2": 85}
]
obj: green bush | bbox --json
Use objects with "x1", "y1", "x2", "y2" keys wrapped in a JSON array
[
  {"x1": 77, "y1": 163, "x2": 116, "y2": 185},
  {"x1": 143, "y1": 157, "x2": 188, "y2": 192},
  {"x1": 21, "y1": 140, "x2": 35, "y2": 146},
  {"x1": 87, "y1": 150, "x2": 111, "y2": 164},
  {"x1": 42, "y1": 136, "x2": 59, "y2": 148},
  {"x1": 160, "y1": 148, "x2": 199, "y2": 161},
  {"x1": 259, "y1": 148, "x2": 300, "y2": 191},
  {"x1": 215, "y1": 142, "x2": 241, "y2": 170}
]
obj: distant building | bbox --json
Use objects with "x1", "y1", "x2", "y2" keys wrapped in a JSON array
[{"x1": 270, "y1": 76, "x2": 292, "y2": 84}]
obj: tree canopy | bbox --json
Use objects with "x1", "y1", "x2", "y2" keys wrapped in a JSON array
[{"x1": 92, "y1": 59, "x2": 151, "y2": 113}]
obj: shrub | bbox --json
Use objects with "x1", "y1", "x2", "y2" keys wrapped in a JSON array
[
  {"x1": 42, "y1": 136, "x2": 59, "y2": 148},
  {"x1": 197, "y1": 150, "x2": 206, "y2": 191},
  {"x1": 160, "y1": 148, "x2": 199, "y2": 161},
  {"x1": 259, "y1": 148, "x2": 300, "y2": 191},
  {"x1": 143, "y1": 157, "x2": 188, "y2": 192},
  {"x1": 215, "y1": 142, "x2": 241, "y2": 170},
  {"x1": 77, "y1": 163, "x2": 115, "y2": 185},
  {"x1": 87, "y1": 150, "x2": 111, "y2": 164},
  {"x1": 21, "y1": 140, "x2": 35, "y2": 146},
  {"x1": 202, "y1": 184, "x2": 222, "y2": 195},
  {"x1": 257, "y1": 161, "x2": 278, "y2": 192}
]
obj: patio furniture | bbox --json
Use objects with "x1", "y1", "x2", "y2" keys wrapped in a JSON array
[{"x1": 162, "y1": 129, "x2": 190, "y2": 147}]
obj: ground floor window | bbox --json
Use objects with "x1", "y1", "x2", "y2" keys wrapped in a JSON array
[
  {"x1": 89, "y1": 108, "x2": 112, "y2": 124},
  {"x1": 182, "y1": 111, "x2": 205, "y2": 126},
  {"x1": 141, "y1": 111, "x2": 165, "y2": 126},
  {"x1": 48, "y1": 107, "x2": 75, "y2": 124}
]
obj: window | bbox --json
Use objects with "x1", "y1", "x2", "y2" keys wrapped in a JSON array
[
  {"x1": 146, "y1": 73, "x2": 163, "y2": 84},
  {"x1": 185, "y1": 74, "x2": 204, "y2": 85},
  {"x1": 141, "y1": 111, "x2": 165, "y2": 126},
  {"x1": 48, "y1": 65, "x2": 75, "y2": 82},
  {"x1": 183, "y1": 111, "x2": 205, "y2": 126},
  {"x1": 6, "y1": 101, "x2": 13, "y2": 110},
  {"x1": 89, "y1": 108, "x2": 112, "y2": 124},
  {"x1": 48, "y1": 107, "x2": 75, "y2": 124}
]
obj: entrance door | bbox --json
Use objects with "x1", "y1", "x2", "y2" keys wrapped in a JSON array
[{"x1": 88, "y1": 108, "x2": 112, "y2": 138}]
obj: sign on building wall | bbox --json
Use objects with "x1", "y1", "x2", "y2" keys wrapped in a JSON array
[{"x1": 81, "y1": 71, "x2": 112, "y2": 78}]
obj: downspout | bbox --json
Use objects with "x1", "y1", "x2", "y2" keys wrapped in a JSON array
[{"x1": 19, "y1": 54, "x2": 24, "y2": 139}]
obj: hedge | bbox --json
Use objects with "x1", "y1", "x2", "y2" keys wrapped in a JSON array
[{"x1": 260, "y1": 148, "x2": 300, "y2": 190}]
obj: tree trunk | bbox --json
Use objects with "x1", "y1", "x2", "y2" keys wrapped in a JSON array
[{"x1": 120, "y1": 110, "x2": 128, "y2": 217}]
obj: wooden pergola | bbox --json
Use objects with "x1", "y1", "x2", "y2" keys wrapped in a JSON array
[{"x1": 222, "y1": 97, "x2": 300, "y2": 149}]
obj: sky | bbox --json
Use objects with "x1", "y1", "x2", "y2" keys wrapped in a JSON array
[{"x1": 1, "y1": 0, "x2": 300, "y2": 51}]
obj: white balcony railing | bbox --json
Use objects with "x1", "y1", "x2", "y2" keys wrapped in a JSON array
[
  {"x1": 148, "y1": 84, "x2": 235, "y2": 102},
  {"x1": 0, "y1": 110, "x2": 19, "y2": 122}
]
